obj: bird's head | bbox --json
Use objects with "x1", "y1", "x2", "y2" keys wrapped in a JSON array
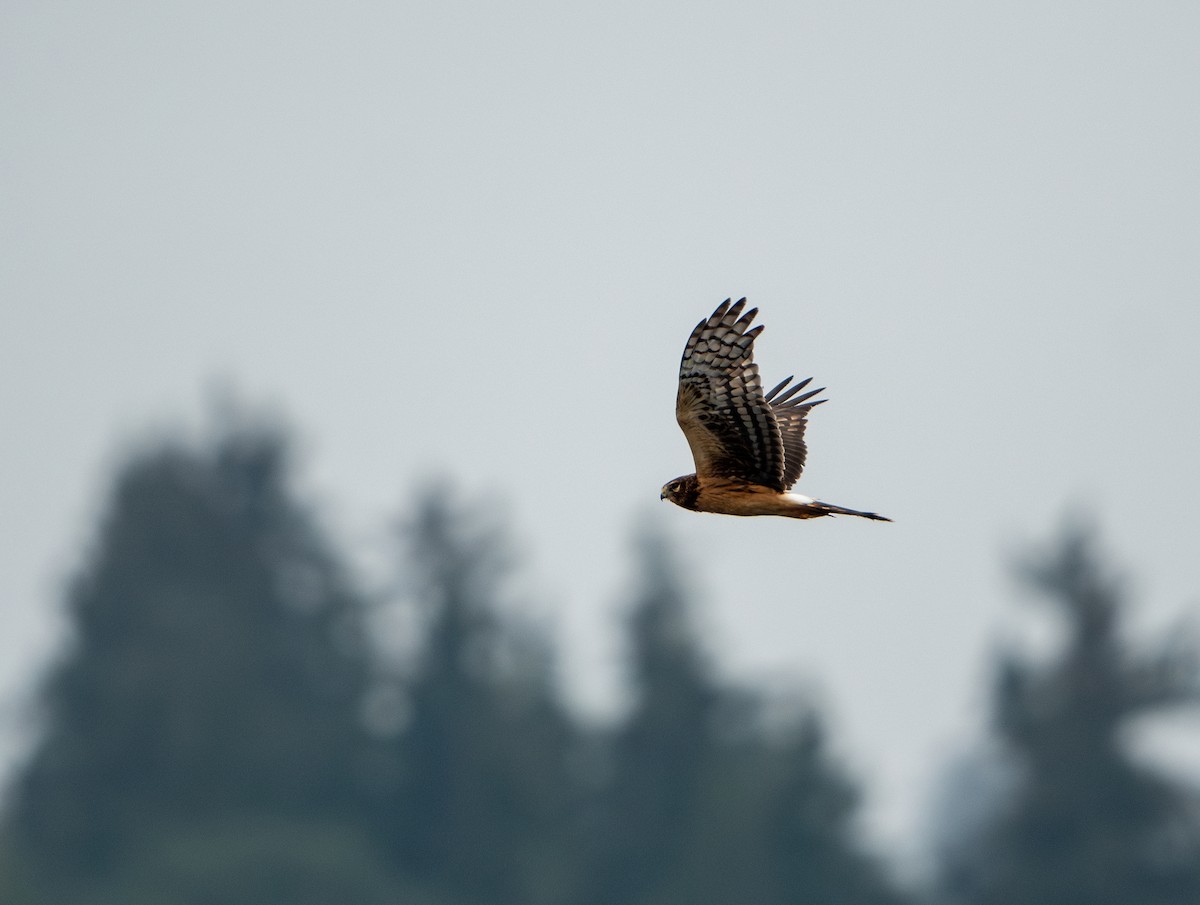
[{"x1": 660, "y1": 474, "x2": 700, "y2": 510}]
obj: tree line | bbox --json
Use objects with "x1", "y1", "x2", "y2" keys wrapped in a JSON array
[{"x1": 1, "y1": 416, "x2": 1198, "y2": 904}]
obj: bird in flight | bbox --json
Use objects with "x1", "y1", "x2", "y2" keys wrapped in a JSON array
[{"x1": 661, "y1": 298, "x2": 890, "y2": 522}]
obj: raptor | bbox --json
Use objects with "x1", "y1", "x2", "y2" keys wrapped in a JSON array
[{"x1": 661, "y1": 298, "x2": 890, "y2": 522}]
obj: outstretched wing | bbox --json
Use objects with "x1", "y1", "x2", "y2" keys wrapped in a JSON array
[
  {"x1": 764, "y1": 375, "x2": 826, "y2": 489},
  {"x1": 675, "y1": 298, "x2": 787, "y2": 489}
]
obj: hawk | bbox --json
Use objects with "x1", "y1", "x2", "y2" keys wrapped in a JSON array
[{"x1": 661, "y1": 298, "x2": 890, "y2": 522}]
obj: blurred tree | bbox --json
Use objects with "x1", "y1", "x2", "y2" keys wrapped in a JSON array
[
  {"x1": 584, "y1": 527, "x2": 911, "y2": 905},
  {"x1": 6, "y1": 414, "x2": 376, "y2": 891},
  {"x1": 581, "y1": 526, "x2": 718, "y2": 905},
  {"x1": 372, "y1": 487, "x2": 579, "y2": 905},
  {"x1": 935, "y1": 523, "x2": 1200, "y2": 905},
  {"x1": 757, "y1": 713, "x2": 913, "y2": 905}
]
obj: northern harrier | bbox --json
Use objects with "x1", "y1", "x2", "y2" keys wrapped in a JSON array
[{"x1": 661, "y1": 298, "x2": 890, "y2": 522}]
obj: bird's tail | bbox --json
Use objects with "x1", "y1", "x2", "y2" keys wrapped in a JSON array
[{"x1": 806, "y1": 500, "x2": 892, "y2": 522}]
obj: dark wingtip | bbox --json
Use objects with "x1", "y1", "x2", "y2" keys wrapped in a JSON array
[
  {"x1": 772, "y1": 377, "x2": 820, "y2": 405},
  {"x1": 765, "y1": 376, "x2": 793, "y2": 401}
]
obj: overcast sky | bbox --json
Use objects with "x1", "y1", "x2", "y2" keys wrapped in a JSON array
[{"x1": 3, "y1": 0, "x2": 1199, "y2": 870}]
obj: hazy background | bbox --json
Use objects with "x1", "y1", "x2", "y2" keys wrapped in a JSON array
[{"x1": 3, "y1": 0, "x2": 1199, "y2": 867}]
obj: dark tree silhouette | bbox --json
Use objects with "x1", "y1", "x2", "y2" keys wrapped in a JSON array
[
  {"x1": 936, "y1": 523, "x2": 1200, "y2": 905},
  {"x1": 584, "y1": 526, "x2": 913, "y2": 905},
  {"x1": 582, "y1": 527, "x2": 718, "y2": 905},
  {"x1": 7, "y1": 416, "x2": 378, "y2": 896},
  {"x1": 375, "y1": 487, "x2": 579, "y2": 905}
]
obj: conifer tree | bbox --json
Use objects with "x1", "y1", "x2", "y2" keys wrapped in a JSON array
[
  {"x1": 581, "y1": 527, "x2": 717, "y2": 905},
  {"x1": 759, "y1": 714, "x2": 913, "y2": 905},
  {"x1": 7, "y1": 416, "x2": 374, "y2": 891},
  {"x1": 936, "y1": 524, "x2": 1200, "y2": 905},
  {"x1": 377, "y1": 487, "x2": 578, "y2": 905},
  {"x1": 585, "y1": 528, "x2": 911, "y2": 905}
]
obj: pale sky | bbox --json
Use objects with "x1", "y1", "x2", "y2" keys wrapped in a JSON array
[{"x1": 3, "y1": 0, "x2": 1199, "y2": 872}]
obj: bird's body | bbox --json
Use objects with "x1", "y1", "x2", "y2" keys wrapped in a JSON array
[{"x1": 661, "y1": 298, "x2": 889, "y2": 522}]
